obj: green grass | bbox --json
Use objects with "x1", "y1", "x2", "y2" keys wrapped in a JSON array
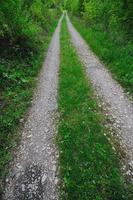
[
  {"x1": 57, "y1": 19, "x2": 133, "y2": 200},
  {"x1": 71, "y1": 17, "x2": 133, "y2": 96},
  {"x1": 0, "y1": 15, "x2": 58, "y2": 191}
]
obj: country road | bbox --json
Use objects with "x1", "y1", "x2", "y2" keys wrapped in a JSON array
[{"x1": 3, "y1": 14, "x2": 133, "y2": 200}]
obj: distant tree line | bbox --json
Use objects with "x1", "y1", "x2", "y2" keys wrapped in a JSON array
[{"x1": 65, "y1": 0, "x2": 133, "y2": 40}]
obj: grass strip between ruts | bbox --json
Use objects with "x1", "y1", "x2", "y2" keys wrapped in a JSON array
[{"x1": 57, "y1": 18, "x2": 133, "y2": 200}]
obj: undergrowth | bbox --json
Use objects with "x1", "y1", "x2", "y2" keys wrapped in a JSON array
[{"x1": 57, "y1": 18, "x2": 133, "y2": 200}]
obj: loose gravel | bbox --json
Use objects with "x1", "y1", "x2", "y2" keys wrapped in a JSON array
[
  {"x1": 66, "y1": 16, "x2": 133, "y2": 167},
  {"x1": 3, "y1": 16, "x2": 63, "y2": 200}
]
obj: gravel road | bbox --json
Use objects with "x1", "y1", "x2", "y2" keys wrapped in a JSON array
[
  {"x1": 66, "y1": 16, "x2": 133, "y2": 166},
  {"x1": 3, "y1": 13, "x2": 133, "y2": 200},
  {"x1": 3, "y1": 16, "x2": 63, "y2": 200}
]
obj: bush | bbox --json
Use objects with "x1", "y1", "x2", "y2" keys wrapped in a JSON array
[{"x1": 0, "y1": 0, "x2": 60, "y2": 54}]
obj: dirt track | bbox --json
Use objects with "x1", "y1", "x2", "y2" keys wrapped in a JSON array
[
  {"x1": 3, "y1": 15, "x2": 63, "y2": 200},
  {"x1": 66, "y1": 15, "x2": 133, "y2": 168},
  {"x1": 3, "y1": 14, "x2": 133, "y2": 199}
]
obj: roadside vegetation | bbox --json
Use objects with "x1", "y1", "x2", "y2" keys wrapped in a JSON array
[
  {"x1": 0, "y1": 0, "x2": 61, "y2": 190},
  {"x1": 58, "y1": 18, "x2": 133, "y2": 200},
  {"x1": 65, "y1": 0, "x2": 133, "y2": 96}
]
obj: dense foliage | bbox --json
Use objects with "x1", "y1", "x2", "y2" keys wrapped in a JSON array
[
  {"x1": 65, "y1": 0, "x2": 133, "y2": 40},
  {"x1": 0, "y1": 0, "x2": 62, "y2": 54}
]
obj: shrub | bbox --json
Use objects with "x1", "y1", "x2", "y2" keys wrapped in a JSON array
[{"x1": 0, "y1": 0, "x2": 60, "y2": 54}]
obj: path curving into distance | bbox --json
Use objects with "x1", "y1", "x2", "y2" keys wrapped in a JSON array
[
  {"x1": 66, "y1": 15, "x2": 133, "y2": 165},
  {"x1": 3, "y1": 15, "x2": 63, "y2": 200}
]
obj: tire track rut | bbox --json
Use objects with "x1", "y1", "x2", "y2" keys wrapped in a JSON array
[
  {"x1": 66, "y1": 15, "x2": 133, "y2": 169},
  {"x1": 3, "y1": 16, "x2": 63, "y2": 200}
]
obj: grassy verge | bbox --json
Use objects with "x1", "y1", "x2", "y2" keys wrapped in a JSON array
[
  {"x1": 0, "y1": 14, "x2": 59, "y2": 188},
  {"x1": 71, "y1": 17, "x2": 133, "y2": 96},
  {"x1": 57, "y1": 19, "x2": 133, "y2": 200}
]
